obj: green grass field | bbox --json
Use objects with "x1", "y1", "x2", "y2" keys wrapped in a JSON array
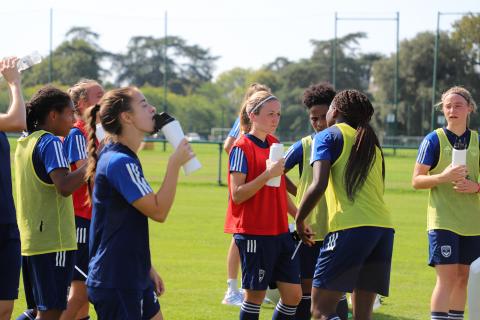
[{"x1": 8, "y1": 140, "x2": 460, "y2": 319}]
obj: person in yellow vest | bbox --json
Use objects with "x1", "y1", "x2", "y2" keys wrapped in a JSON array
[
  {"x1": 284, "y1": 83, "x2": 348, "y2": 320},
  {"x1": 0, "y1": 57, "x2": 25, "y2": 320},
  {"x1": 412, "y1": 86, "x2": 480, "y2": 320},
  {"x1": 14, "y1": 86, "x2": 86, "y2": 320},
  {"x1": 296, "y1": 89, "x2": 394, "y2": 320}
]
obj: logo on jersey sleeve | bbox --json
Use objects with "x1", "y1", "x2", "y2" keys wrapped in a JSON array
[{"x1": 441, "y1": 245, "x2": 452, "y2": 258}]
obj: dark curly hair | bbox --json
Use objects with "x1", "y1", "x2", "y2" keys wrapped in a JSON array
[
  {"x1": 302, "y1": 82, "x2": 336, "y2": 109},
  {"x1": 332, "y1": 89, "x2": 384, "y2": 201},
  {"x1": 26, "y1": 86, "x2": 72, "y2": 132}
]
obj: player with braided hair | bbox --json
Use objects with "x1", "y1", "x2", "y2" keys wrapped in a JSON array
[
  {"x1": 15, "y1": 86, "x2": 86, "y2": 320},
  {"x1": 60, "y1": 79, "x2": 104, "y2": 320},
  {"x1": 296, "y1": 89, "x2": 394, "y2": 320}
]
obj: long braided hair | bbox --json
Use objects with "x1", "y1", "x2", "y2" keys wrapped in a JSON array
[
  {"x1": 85, "y1": 87, "x2": 136, "y2": 199},
  {"x1": 332, "y1": 90, "x2": 384, "y2": 201}
]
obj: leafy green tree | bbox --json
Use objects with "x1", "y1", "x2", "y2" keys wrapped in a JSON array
[
  {"x1": 22, "y1": 27, "x2": 108, "y2": 86},
  {"x1": 115, "y1": 35, "x2": 217, "y2": 94},
  {"x1": 371, "y1": 30, "x2": 480, "y2": 136}
]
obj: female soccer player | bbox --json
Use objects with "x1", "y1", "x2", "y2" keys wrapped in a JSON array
[
  {"x1": 224, "y1": 90, "x2": 302, "y2": 320},
  {"x1": 85, "y1": 87, "x2": 193, "y2": 319},
  {"x1": 61, "y1": 79, "x2": 104, "y2": 320},
  {"x1": 15, "y1": 86, "x2": 86, "y2": 320},
  {"x1": 222, "y1": 83, "x2": 271, "y2": 306},
  {"x1": 0, "y1": 57, "x2": 25, "y2": 320},
  {"x1": 284, "y1": 83, "x2": 348, "y2": 320},
  {"x1": 412, "y1": 86, "x2": 480, "y2": 320},
  {"x1": 296, "y1": 89, "x2": 394, "y2": 320}
]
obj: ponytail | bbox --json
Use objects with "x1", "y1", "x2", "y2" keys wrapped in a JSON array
[
  {"x1": 26, "y1": 103, "x2": 38, "y2": 132},
  {"x1": 25, "y1": 86, "x2": 71, "y2": 133},
  {"x1": 85, "y1": 104, "x2": 100, "y2": 202},
  {"x1": 238, "y1": 83, "x2": 272, "y2": 133}
]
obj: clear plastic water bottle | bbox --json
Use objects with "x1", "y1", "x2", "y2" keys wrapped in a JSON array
[
  {"x1": 16, "y1": 51, "x2": 42, "y2": 72},
  {"x1": 1, "y1": 51, "x2": 42, "y2": 78}
]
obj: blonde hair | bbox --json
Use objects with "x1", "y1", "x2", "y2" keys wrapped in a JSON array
[
  {"x1": 239, "y1": 90, "x2": 278, "y2": 133},
  {"x1": 238, "y1": 83, "x2": 271, "y2": 132},
  {"x1": 437, "y1": 86, "x2": 477, "y2": 112},
  {"x1": 68, "y1": 79, "x2": 101, "y2": 115}
]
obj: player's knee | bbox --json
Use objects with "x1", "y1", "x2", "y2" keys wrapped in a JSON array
[
  {"x1": 0, "y1": 306, "x2": 14, "y2": 320},
  {"x1": 281, "y1": 287, "x2": 302, "y2": 306}
]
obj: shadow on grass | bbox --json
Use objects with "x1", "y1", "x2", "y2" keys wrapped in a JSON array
[
  {"x1": 373, "y1": 313, "x2": 417, "y2": 320},
  {"x1": 262, "y1": 304, "x2": 418, "y2": 320}
]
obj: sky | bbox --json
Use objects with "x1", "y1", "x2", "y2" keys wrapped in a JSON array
[{"x1": 1, "y1": 0, "x2": 479, "y2": 78}]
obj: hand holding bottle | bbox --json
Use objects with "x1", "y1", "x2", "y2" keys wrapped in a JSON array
[{"x1": 0, "y1": 57, "x2": 21, "y2": 85}]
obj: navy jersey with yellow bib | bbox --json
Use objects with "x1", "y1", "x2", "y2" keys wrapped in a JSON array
[
  {"x1": 14, "y1": 130, "x2": 76, "y2": 255},
  {"x1": 322, "y1": 123, "x2": 392, "y2": 232},
  {"x1": 427, "y1": 128, "x2": 480, "y2": 235},
  {"x1": 310, "y1": 123, "x2": 394, "y2": 296}
]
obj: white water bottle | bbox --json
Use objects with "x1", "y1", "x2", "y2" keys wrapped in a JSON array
[
  {"x1": 266, "y1": 143, "x2": 284, "y2": 187},
  {"x1": 468, "y1": 257, "x2": 480, "y2": 320},
  {"x1": 452, "y1": 141, "x2": 467, "y2": 166},
  {"x1": 153, "y1": 113, "x2": 201, "y2": 175}
]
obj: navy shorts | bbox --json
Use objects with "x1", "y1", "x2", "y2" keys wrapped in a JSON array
[
  {"x1": 24, "y1": 250, "x2": 75, "y2": 311},
  {"x1": 73, "y1": 216, "x2": 90, "y2": 281},
  {"x1": 88, "y1": 281, "x2": 161, "y2": 320},
  {"x1": 428, "y1": 229, "x2": 480, "y2": 266},
  {"x1": 21, "y1": 256, "x2": 36, "y2": 309},
  {"x1": 298, "y1": 241, "x2": 322, "y2": 280},
  {"x1": 0, "y1": 224, "x2": 21, "y2": 300},
  {"x1": 313, "y1": 227, "x2": 394, "y2": 297},
  {"x1": 234, "y1": 232, "x2": 301, "y2": 290}
]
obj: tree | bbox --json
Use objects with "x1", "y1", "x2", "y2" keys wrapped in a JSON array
[
  {"x1": 371, "y1": 30, "x2": 480, "y2": 136},
  {"x1": 115, "y1": 35, "x2": 218, "y2": 94},
  {"x1": 452, "y1": 14, "x2": 480, "y2": 66},
  {"x1": 22, "y1": 27, "x2": 109, "y2": 86}
]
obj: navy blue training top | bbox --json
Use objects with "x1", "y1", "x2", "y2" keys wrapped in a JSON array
[
  {"x1": 310, "y1": 125, "x2": 344, "y2": 165},
  {"x1": 0, "y1": 132, "x2": 16, "y2": 224},
  {"x1": 416, "y1": 128, "x2": 479, "y2": 170},
  {"x1": 87, "y1": 142, "x2": 154, "y2": 290}
]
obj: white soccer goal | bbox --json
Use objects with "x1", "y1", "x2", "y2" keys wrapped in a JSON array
[{"x1": 209, "y1": 128, "x2": 231, "y2": 141}]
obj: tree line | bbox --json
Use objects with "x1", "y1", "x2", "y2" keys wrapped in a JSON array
[{"x1": 1, "y1": 14, "x2": 479, "y2": 141}]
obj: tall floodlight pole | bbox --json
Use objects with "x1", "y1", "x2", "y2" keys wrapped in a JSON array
[
  {"x1": 431, "y1": 12, "x2": 440, "y2": 132},
  {"x1": 163, "y1": 11, "x2": 168, "y2": 114},
  {"x1": 49, "y1": 8, "x2": 53, "y2": 83},
  {"x1": 332, "y1": 12, "x2": 337, "y2": 88},
  {"x1": 163, "y1": 11, "x2": 168, "y2": 152},
  {"x1": 430, "y1": 12, "x2": 478, "y2": 131},
  {"x1": 334, "y1": 13, "x2": 399, "y2": 134},
  {"x1": 394, "y1": 12, "x2": 399, "y2": 136}
]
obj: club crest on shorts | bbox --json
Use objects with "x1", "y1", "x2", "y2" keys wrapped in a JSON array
[
  {"x1": 259, "y1": 269, "x2": 265, "y2": 282},
  {"x1": 441, "y1": 245, "x2": 452, "y2": 258}
]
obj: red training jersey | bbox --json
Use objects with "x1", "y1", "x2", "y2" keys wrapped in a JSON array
[
  {"x1": 224, "y1": 134, "x2": 288, "y2": 235},
  {"x1": 71, "y1": 120, "x2": 92, "y2": 220}
]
